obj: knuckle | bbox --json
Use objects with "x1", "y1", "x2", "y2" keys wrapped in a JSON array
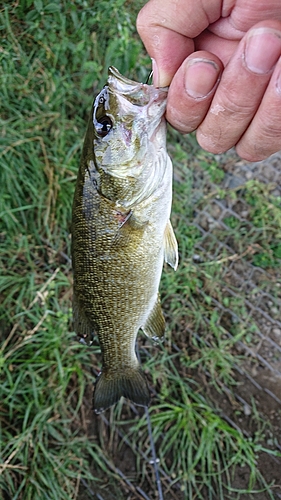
[
  {"x1": 196, "y1": 127, "x2": 227, "y2": 154},
  {"x1": 258, "y1": 112, "x2": 281, "y2": 138},
  {"x1": 236, "y1": 120, "x2": 281, "y2": 161},
  {"x1": 236, "y1": 143, "x2": 271, "y2": 162},
  {"x1": 167, "y1": 110, "x2": 199, "y2": 133},
  {"x1": 167, "y1": 100, "x2": 206, "y2": 134},
  {"x1": 136, "y1": 7, "x2": 149, "y2": 35},
  {"x1": 211, "y1": 92, "x2": 256, "y2": 118}
]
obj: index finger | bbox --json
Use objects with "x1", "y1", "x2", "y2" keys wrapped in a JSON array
[{"x1": 137, "y1": 0, "x2": 222, "y2": 86}]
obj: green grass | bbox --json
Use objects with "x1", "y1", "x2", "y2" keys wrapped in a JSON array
[
  {"x1": 244, "y1": 180, "x2": 281, "y2": 268},
  {"x1": 131, "y1": 349, "x2": 275, "y2": 499},
  {"x1": 1, "y1": 322, "x2": 97, "y2": 499},
  {"x1": 1, "y1": 1, "x2": 281, "y2": 499}
]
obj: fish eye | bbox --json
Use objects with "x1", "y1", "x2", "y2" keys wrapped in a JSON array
[{"x1": 95, "y1": 115, "x2": 113, "y2": 137}]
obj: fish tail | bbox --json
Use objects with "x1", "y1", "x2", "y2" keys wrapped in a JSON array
[{"x1": 93, "y1": 366, "x2": 150, "y2": 414}]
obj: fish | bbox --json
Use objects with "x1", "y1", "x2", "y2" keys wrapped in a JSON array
[{"x1": 71, "y1": 66, "x2": 178, "y2": 414}]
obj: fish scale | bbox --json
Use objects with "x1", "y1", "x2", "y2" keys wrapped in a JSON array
[{"x1": 72, "y1": 67, "x2": 178, "y2": 413}]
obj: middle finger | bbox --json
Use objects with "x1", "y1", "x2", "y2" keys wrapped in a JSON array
[{"x1": 196, "y1": 22, "x2": 281, "y2": 154}]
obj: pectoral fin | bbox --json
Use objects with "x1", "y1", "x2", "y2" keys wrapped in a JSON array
[
  {"x1": 112, "y1": 210, "x2": 146, "y2": 247},
  {"x1": 164, "y1": 220, "x2": 178, "y2": 270},
  {"x1": 142, "y1": 295, "x2": 165, "y2": 343}
]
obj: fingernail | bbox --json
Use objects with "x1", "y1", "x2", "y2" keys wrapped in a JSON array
[
  {"x1": 245, "y1": 28, "x2": 281, "y2": 74},
  {"x1": 184, "y1": 58, "x2": 220, "y2": 99}
]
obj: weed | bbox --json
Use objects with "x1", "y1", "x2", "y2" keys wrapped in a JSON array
[{"x1": 1, "y1": 1, "x2": 280, "y2": 499}]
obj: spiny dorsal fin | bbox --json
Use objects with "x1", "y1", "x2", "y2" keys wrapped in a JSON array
[
  {"x1": 142, "y1": 295, "x2": 165, "y2": 343},
  {"x1": 164, "y1": 220, "x2": 178, "y2": 270}
]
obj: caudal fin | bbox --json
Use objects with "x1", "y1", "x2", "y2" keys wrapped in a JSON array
[{"x1": 93, "y1": 366, "x2": 150, "y2": 414}]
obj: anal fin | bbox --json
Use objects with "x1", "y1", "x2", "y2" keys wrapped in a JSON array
[
  {"x1": 142, "y1": 294, "x2": 165, "y2": 343},
  {"x1": 164, "y1": 220, "x2": 178, "y2": 270}
]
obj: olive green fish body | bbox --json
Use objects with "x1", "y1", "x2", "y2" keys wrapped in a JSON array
[{"x1": 72, "y1": 67, "x2": 178, "y2": 413}]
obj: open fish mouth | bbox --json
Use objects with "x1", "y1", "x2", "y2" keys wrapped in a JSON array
[
  {"x1": 93, "y1": 66, "x2": 167, "y2": 144},
  {"x1": 107, "y1": 66, "x2": 168, "y2": 109},
  {"x1": 106, "y1": 66, "x2": 168, "y2": 144},
  {"x1": 108, "y1": 66, "x2": 137, "y2": 87}
]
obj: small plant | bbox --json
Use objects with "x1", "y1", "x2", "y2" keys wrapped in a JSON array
[{"x1": 1, "y1": 1, "x2": 280, "y2": 499}]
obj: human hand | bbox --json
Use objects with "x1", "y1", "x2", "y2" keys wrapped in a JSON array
[{"x1": 137, "y1": 0, "x2": 281, "y2": 161}]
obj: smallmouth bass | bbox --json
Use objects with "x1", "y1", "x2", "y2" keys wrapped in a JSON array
[{"x1": 72, "y1": 67, "x2": 178, "y2": 413}]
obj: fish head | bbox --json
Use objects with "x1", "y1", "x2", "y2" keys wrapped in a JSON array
[{"x1": 92, "y1": 67, "x2": 168, "y2": 196}]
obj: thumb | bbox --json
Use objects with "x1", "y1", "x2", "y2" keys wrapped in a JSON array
[{"x1": 137, "y1": 0, "x2": 221, "y2": 86}]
